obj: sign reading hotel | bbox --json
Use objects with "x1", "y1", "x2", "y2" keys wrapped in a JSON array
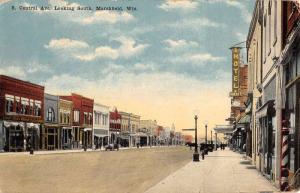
[{"x1": 230, "y1": 47, "x2": 240, "y2": 97}]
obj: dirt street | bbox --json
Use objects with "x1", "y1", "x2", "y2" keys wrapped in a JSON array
[{"x1": 0, "y1": 147, "x2": 191, "y2": 193}]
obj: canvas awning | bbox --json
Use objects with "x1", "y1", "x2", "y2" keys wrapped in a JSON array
[
  {"x1": 238, "y1": 114, "x2": 251, "y2": 124},
  {"x1": 26, "y1": 123, "x2": 40, "y2": 129},
  {"x1": 256, "y1": 100, "x2": 275, "y2": 119},
  {"x1": 84, "y1": 128, "x2": 92, "y2": 131},
  {"x1": 3, "y1": 121, "x2": 24, "y2": 128},
  {"x1": 62, "y1": 127, "x2": 72, "y2": 130},
  {"x1": 94, "y1": 134, "x2": 108, "y2": 138}
]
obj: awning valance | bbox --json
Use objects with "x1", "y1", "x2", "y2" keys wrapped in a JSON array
[
  {"x1": 84, "y1": 128, "x2": 92, "y2": 131},
  {"x1": 256, "y1": 100, "x2": 275, "y2": 119},
  {"x1": 4, "y1": 121, "x2": 24, "y2": 128},
  {"x1": 94, "y1": 134, "x2": 108, "y2": 138},
  {"x1": 27, "y1": 123, "x2": 40, "y2": 129},
  {"x1": 238, "y1": 114, "x2": 251, "y2": 124},
  {"x1": 62, "y1": 127, "x2": 72, "y2": 130}
]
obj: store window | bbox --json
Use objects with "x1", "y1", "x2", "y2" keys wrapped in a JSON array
[
  {"x1": 296, "y1": 51, "x2": 300, "y2": 76},
  {"x1": 5, "y1": 94, "x2": 14, "y2": 113},
  {"x1": 288, "y1": 61, "x2": 296, "y2": 82},
  {"x1": 289, "y1": 113, "x2": 295, "y2": 172}
]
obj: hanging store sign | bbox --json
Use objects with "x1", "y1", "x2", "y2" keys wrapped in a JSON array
[{"x1": 230, "y1": 47, "x2": 240, "y2": 97}]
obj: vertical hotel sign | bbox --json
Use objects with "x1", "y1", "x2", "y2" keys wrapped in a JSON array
[{"x1": 231, "y1": 47, "x2": 240, "y2": 96}]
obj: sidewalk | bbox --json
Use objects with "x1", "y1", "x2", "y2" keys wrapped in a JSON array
[
  {"x1": 144, "y1": 149, "x2": 279, "y2": 193},
  {"x1": 0, "y1": 145, "x2": 176, "y2": 156}
]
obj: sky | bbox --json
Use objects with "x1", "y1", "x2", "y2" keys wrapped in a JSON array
[{"x1": 0, "y1": 0, "x2": 254, "y2": 137}]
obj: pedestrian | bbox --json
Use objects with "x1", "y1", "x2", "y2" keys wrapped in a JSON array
[{"x1": 201, "y1": 149, "x2": 205, "y2": 160}]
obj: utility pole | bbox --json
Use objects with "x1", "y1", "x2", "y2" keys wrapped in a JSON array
[
  {"x1": 193, "y1": 115, "x2": 199, "y2": 162},
  {"x1": 215, "y1": 132, "x2": 218, "y2": 150}
]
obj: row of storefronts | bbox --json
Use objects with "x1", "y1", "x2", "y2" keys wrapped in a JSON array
[
  {"x1": 0, "y1": 75, "x2": 184, "y2": 152},
  {"x1": 226, "y1": 1, "x2": 300, "y2": 190}
]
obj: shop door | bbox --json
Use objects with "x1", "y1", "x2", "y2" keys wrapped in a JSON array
[
  {"x1": 47, "y1": 128, "x2": 55, "y2": 150},
  {"x1": 62, "y1": 129, "x2": 72, "y2": 149},
  {"x1": 27, "y1": 128, "x2": 39, "y2": 151},
  {"x1": 7, "y1": 126, "x2": 24, "y2": 152}
]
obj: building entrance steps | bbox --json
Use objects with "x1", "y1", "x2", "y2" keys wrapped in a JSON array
[{"x1": 144, "y1": 149, "x2": 280, "y2": 193}]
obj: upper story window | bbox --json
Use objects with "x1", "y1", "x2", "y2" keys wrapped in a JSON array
[
  {"x1": 94, "y1": 112, "x2": 102, "y2": 125},
  {"x1": 29, "y1": 100, "x2": 34, "y2": 115},
  {"x1": 5, "y1": 94, "x2": 14, "y2": 113},
  {"x1": 263, "y1": 13, "x2": 267, "y2": 62},
  {"x1": 60, "y1": 110, "x2": 70, "y2": 124},
  {"x1": 102, "y1": 114, "x2": 108, "y2": 126},
  {"x1": 89, "y1": 113, "x2": 93, "y2": 125},
  {"x1": 74, "y1": 110, "x2": 80, "y2": 123},
  {"x1": 84, "y1": 112, "x2": 88, "y2": 125},
  {"x1": 46, "y1": 107, "x2": 55, "y2": 122},
  {"x1": 34, "y1": 100, "x2": 41, "y2": 116},
  {"x1": 21, "y1": 97, "x2": 29, "y2": 115},
  {"x1": 274, "y1": 0, "x2": 277, "y2": 42},
  {"x1": 268, "y1": 1, "x2": 272, "y2": 53},
  {"x1": 15, "y1": 96, "x2": 21, "y2": 114}
]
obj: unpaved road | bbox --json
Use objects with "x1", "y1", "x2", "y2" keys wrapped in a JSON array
[{"x1": 0, "y1": 147, "x2": 192, "y2": 193}]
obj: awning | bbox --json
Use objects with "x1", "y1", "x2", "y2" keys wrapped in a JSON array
[
  {"x1": 256, "y1": 100, "x2": 275, "y2": 119},
  {"x1": 3, "y1": 121, "x2": 24, "y2": 128},
  {"x1": 62, "y1": 127, "x2": 72, "y2": 130},
  {"x1": 238, "y1": 114, "x2": 251, "y2": 124},
  {"x1": 214, "y1": 125, "x2": 234, "y2": 134},
  {"x1": 84, "y1": 128, "x2": 92, "y2": 131},
  {"x1": 27, "y1": 123, "x2": 39, "y2": 129},
  {"x1": 94, "y1": 134, "x2": 108, "y2": 138}
]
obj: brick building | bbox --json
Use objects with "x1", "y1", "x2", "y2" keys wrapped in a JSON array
[
  {"x1": 60, "y1": 93, "x2": 93, "y2": 149},
  {"x1": 109, "y1": 108, "x2": 121, "y2": 144},
  {"x1": 280, "y1": 0, "x2": 300, "y2": 185},
  {"x1": 0, "y1": 75, "x2": 44, "y2": 152}
]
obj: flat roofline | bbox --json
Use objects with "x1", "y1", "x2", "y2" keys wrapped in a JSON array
[{"x1": 0, "y1": 75, "x2": 44, "y2": 89}]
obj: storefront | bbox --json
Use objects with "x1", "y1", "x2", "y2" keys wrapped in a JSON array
[
  {"x1": 93, "y1": 103, "x2": 110, "y2": 149},
  {"x1": 82, "y1": 127, "x2": 92, "y2": 149},
  {"x1": 58, "y1": 98, "x2": 73, "y2": 149},
  {"x1": 0, "y1": 121, "x2": 4, "y2": 152},
  {"x1": 60, "y1": 93, "x2": 94, "y2": 150},
  {"x1": 61, "y1": 127, "x2": 72, "y2": 149},
  {"x1": 3, "y1": 121, "x2": 25, "y2": 152},
  {"x1": 44, "y1": 94, "x2": 60, "y2": 150},
  {"x1": 109, "y1": 109, "x2": 121, "y2": 145},
  {"x1": 256, "y1": 100, "x2": 276, "y2": 179},
  {"x1": 94, "y1": 130, "x2": 109, "y2": 149},
  {"x1": 0, "y1": 75, "x2": 45, "y2": 152}
]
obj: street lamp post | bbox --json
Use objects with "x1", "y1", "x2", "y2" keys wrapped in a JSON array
[
  {"x1": 205, "y1": 122, "x2": 208, "y2": 145},
  {"x1": 215, "y1": 132, "x2": 218, "y2": 150},
  {"x1": 210, "y1": 130, "x2": 213, "y2": 152},
  {"x1": 205, "y1": 122, "x2": 208, "y2": 155},
  {"x1": 193, "y1": 115, "x2": 200, "y2": 162}
]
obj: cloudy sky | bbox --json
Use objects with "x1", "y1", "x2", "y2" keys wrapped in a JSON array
[{"x1": 0, "y1": 0, "x2": 254, "y2": 136}]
